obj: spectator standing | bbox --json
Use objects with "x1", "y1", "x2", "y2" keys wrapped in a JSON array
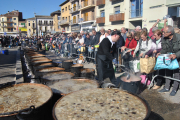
[
  {"x1": 121, "y1": 27, "x2": 127, "y2": 42},
  {"x1": 135, "y1": 26, "x2": 142, "y2": 32},
  {"x1": 157, "y1": 25, "x2": 180, "y2": 96},
  {"x1": 133, "y1": 31, "x2": 152, "y2": 58},
  {"x1": 145, "y1": 29, "x2": 165, "y2": 90},
  {"x1": 99, "y1": 28, "x2": 106, "y2": 44}
]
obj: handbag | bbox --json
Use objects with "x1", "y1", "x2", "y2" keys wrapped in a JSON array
[
  {"x1": 154, "y1": 54, "x2": 179, "y2": 70},
  {"x1": 140, "y1": 75, "x2": 151, "y2": 85},
  {"x1": 129, "y1": 59, "x2": 140, "y2": 73},
  {"x1": 140, "y1": 57, "x2": 156, "y2": 74}
]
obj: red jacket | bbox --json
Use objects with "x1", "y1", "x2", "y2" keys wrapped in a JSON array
[{"x1": 125, "y1": 38, "x2": 137, "y2": 55}]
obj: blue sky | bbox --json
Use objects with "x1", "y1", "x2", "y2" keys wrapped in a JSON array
[{"x1": 0, "y1": 0, "x2": 64, "y2": 19}]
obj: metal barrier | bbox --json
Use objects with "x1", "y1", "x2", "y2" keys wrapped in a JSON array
[{"x1": 148, "y1": 70, "x2": 180, "y2": 90}]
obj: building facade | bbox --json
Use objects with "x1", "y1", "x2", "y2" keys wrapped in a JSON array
[
  {"x1": 59, "y1": 0, "x2": 71, "y2": 33},
  {"x1": 26, "y1": 15, "x2": 53, "y2": 37},
  {"x1": 96, "y1": 0, "x2": 180, "y2": 31},
  {"x1": 0, "y1": 10, "x2": 24, "y2": 36},
  {"x1": 51, "y1": 10, "x2": 61, "y2": 32},
  {"x1": 36, "y1": 15, "x2": 53, "y2": 36},
  {"x1": 79, "y1": 0, "x2": 97, "y2": 32},
  {"x1": 19, "y1": 20, "x2": 27, "y2": 37},
  {"x1": 70, "y1": 0, "x2": 81, "y2": 32},
  {"x1": 96, "y1": 0, "x2": 125, "y2": 31},
  {"x1": 26, "y1": 17, "x2": 36, "y2": 37},
  {"x1": 166, "y1": 0, "x2": 180, "y2": 28}
]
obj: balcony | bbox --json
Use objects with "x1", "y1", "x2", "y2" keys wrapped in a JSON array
[
  {"x1": 82, "y1": 15, "x2": 95, "y2": 22},
  {"x1": 60, "y1": 20, "x2": 70, "y2": 25},
  {"x1": 129, "y1": 9, "x2": 142, "y2": 18},
  {"x1": 96, "y1": 17, "x2": 105, "y2": 23},
  {"x1": 1, "y1": 25, "x2": 14, "y2": 28},
  {"x1": 70, "y1": 19, "x2": 78, "y2": 25},
  {"x1": 79, "y1": 0, "x2": 96, "y2": 11},
  {"x1": 96, "y1": 0, "x2": 105, "y2": 6},
  {"x1": 109, "y1": 13, "x2": 124, "y2": 22},
  {"x1": 38, "y1": 23, "x2": 53, "y2": 26},
  {"x1": 70, "y1": 6, "x2": 80, "y2": 14},
  {"x1": 166, "y1": 0, "x2": 180, "y2": 7},
  {"x1": 1, "y1": 20, "x2": 13, "y2": 23}
]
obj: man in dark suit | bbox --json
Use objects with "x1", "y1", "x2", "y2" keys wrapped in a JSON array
[
  {"x1": 96, "y1": 31, "x2": 121, "y2": 86},
  {"x1": 90, "y1": 29, "x2": 100, "y2": 48}
]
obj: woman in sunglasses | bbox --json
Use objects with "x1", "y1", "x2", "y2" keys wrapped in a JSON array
[{"x1": 121, "y1": 32, "x2": 137, "y2": 68}]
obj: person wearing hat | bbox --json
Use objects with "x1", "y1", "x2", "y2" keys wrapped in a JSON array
[{"x1": 96, "y1": 31, "x2": 121, "y2": 86}]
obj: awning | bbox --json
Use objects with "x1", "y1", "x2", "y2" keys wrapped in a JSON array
[{"x1": 19, "y1": 27, "x2": 27, "y2": 32}]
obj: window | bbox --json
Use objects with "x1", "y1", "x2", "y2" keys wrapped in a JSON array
[
  {"x1": 13, "y1": 18, "x2": 16, "y2": 20},
  {"x1": 58, "y1": 26, "x2": 61, "y2": 29},
  {"x1": 66, "y1": 17, "x2": 67, "y2": 21},
  {"x1": 28, "y1": 21, "x2": 30, "y2": 22},
  {"x1": 2, "y1": 18, "x2": 4, "y2": 21},
  {"x1": 8, "y1": 28, "x2": 10, "y2": 30},
  {"x1": 14, "y1": 28, "x2": 16, "y2": 30},
  {"x1": 62, "y1": 9, "x2": 64, "y2": 12},
  {"x1": 66, "y1": 7, "x2": 67, "y2": 11},
  {"x1": 14, "y1": 23, "x2": 16, "y2": 25},
  {"x1": 114, "y1": 6, "x2": 120, "y2": 14},
  {"x1": 69, "y1": 16, "x2": 70, "y2": 22},
  {"x1": 52, "y1": 21, "x2": 53, "y2": 25},
  {"x1": 29, "y1": 23, "x2": 30, "y2": 26},
  {"x1": 63, "y1": 17, "x2": 64, "y2": 20},
  {"x1": 68, "y1": 5, "x2": 70, "y2": 10},
  {"x1": 58, "y1": 16, "x2": 60, "y2": 20},
  {"x1": 100, "y1": 10, "x2": 105, "y2": 17}
]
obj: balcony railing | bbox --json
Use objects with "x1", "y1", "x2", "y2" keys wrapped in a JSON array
[
  {"x1": 80, "y1": 0, "x2": 95, "y2": 10},
  {"x1": 83, "y1": 15, "x2": 95, "y2": 22},
  {"x1": 97, "y1": 0, "x2": 105, "y2": 6},
  {"x1": 70, "y1": 19, "x2": 78, "y2": 25},
  {"x1": 38, "y1": 23, "x2": 53, "y2": 26},
  {"x1": 96, "y1": 17, "x2": 105, "y2": 23},
  {"x1": 109, "y1": 12, "x2": 124, "y2": 22},
  {"x1": 70, "y1": 6, "x2": 80, "y2": 14},
  {"x1": 129, "y1": 9, "x2": 143, "y2": 18},
  {"x1": 1, "y1": 20, "x2": 13, "y2": 23},
  {"x1": 60, "y1": 19, "x2": 69, "y2": 25},
  {"x1": 1, "y1": 25, "x2": 14, "y2": 28}
]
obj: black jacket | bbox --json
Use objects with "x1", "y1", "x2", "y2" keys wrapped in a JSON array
[
  {"x1": 84, "y1": 37, "x2": 92, "y2": 46},
  {"x1": 116, "y1": 35, "x2": 125, "y2": 49},
  {"x1": 97, "y1": 38, "x2": 114, "y2": 61},
  {"x1": 160, "y1": 33, "x2": 180, "y2": 66},
  {"x1": 91, "y1": 33, "x2": 100, "y2": 46}
]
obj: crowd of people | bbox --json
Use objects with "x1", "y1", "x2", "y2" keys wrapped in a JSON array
[{"x1": 0, "y1": 19, "x2": 180, "y2": 96}]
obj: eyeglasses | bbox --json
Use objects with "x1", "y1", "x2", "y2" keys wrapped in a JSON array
[
  {"x1": 163, "y1": 31, "x2": 169, "y2": 34},
  {"x1": 127, "y1": 37, "x2": 132, "y2": 38}
]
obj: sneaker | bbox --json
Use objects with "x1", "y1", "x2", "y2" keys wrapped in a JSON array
[
  {"x1": 158, "y1": 88, "x2": 169, "y2": 93},
  {"x1": 170, "y1": 90, "x2": 177, "y2": 96},
  {"x1": 152, "y1": 85, "x2": 161, "y2": 90}
]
